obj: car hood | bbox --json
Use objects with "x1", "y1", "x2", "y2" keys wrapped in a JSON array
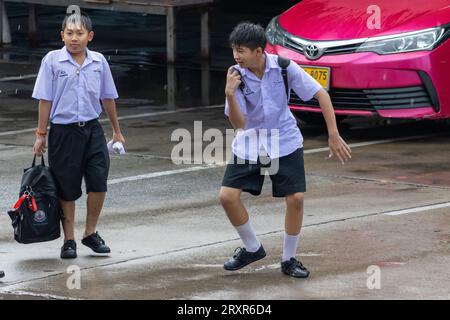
[{"x1": 279, "y1": 0, "x2": 450, "y2": 40}]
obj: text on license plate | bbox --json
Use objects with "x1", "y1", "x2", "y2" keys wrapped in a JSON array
[{"x1": 301, "y1": 66, "x2": 331, "y2": 91}]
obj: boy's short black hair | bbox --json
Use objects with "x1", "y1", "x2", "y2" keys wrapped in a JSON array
[
  {"x1": 229, "y1": 22, "x2": 267, "y2": 51},
  {"x1": 62, "y1": 11, "x2": 93, "y2": 32}
]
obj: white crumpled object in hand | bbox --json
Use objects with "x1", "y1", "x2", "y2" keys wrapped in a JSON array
[{"x1": 107, "y1": 140, "x2": 126, "y2": 155}]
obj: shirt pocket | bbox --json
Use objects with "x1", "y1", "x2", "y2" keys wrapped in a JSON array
[
  {"x1": 272, "y1": 78, "x2": 287, "y2": 94},
  {"x1": 86, "y1": 68, "x2": 102, "y2": 96},
  {"x1": 272, "y1": 77, "x2": 289, "y2": 102},
  {"x1": 242, "y1": 83, "x2": 259, "y2": 107},
  {"x1": 55, "y1": 68, "x2": 70, "y2": 79},
  {"x1": 53, "y1": 68, "x2": 70, "y2": 83},
  {"x1": 52, "y1": 68, "x2": 70, "y2": 93},
  {"x1": 273, "y1": 79, "x2": 285, "y2": 87}
]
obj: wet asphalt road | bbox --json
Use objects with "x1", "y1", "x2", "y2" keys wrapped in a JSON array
[
  {"x1": 0, "y1": 91, "x2": 449, "y2": 299},
  {"x1": 0, "y1": 13, "x2": 450, "y2": 298}
]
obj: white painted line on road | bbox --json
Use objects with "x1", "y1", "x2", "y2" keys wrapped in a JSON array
[
  {"x1": 0, "y1": 112, "x2": 441, "y2": 186},
  {"x1": 0, "y1": 74, "x2": 37, "y2": 82},
  {"x1": 0, "y1": 289, "x2": 79, "y2": 300},
  {"x1": 383, "y1": 201, "x2": 450, "y2": 216},
  {"x1": 108, "y1": 165, "x2": 217, "y2": 185},
  {"x1": 105, "y1": 104, "x2": 224, "y2": 122},
  {"x1": 107, "y1": 133, "x2": 440, "y2": 185},
  {"x1": 191, "y1": 264, "x2": 224, "y2": 268},
  {"x1": 0, "y1": 128, "x2": 36, "y2": 137},
  {"x1": 299, "y1": 252, "x2": 323, "y2": 256},
  {"x1": 0, "y1": 105, "x2": 224, "y2": 137},
  {"x1": 255, "y1": 264, "x2": 280, "y2": 271},
  {"x1": 304, "y1": 134, "x2": 438, "y2": 154}
]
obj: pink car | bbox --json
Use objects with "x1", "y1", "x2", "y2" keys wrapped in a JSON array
[{"x1": 265, "y1": 0, "x2": 450, "y2": 123}]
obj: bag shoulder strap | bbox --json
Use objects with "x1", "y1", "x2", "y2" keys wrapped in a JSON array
[
  {"x1": 277, "y1": 56, "x2": 291, "y2": 100},
  {"x1": 28, "y1": 156, "x2": 47, "y2": 189},
  {"x1": 31, "y1": 155, "x2": 45, "y2": 168}
]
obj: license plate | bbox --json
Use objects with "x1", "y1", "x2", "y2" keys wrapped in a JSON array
[{"x1": 301, "y1": 66, "x2": 331, "y2": 91}]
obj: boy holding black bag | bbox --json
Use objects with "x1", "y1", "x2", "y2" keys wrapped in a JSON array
[
  {"x1": 8, "y1": 156, "x2": 62, "y2": 244},
  {"x1": 32, "y1": 6, "x2": 125, "y2": 259}
]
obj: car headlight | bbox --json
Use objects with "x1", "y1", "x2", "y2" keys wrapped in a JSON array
[
  {"x1": 266, "y1": 16, "x2": 286, "y2": 46},
  {"x1": 356, "y1": 27, "x2": 446, "y2": 54}
]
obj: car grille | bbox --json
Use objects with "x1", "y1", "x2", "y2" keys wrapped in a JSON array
[
  {"x1": 323, "y1": 43, "x2": 362, "y2": 55},
  {"x1": 289, "y1": 86, "x2": 434, "y2": 111},
  {"x1": 284, "y1": 38, "x2": 305, "y2": 54},
  {"x1": 284, "y1": 39, "x2": 360, "y2": 56}
]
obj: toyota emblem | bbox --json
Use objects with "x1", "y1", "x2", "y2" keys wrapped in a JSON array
[{"x1": 304, "y1": 43, "x2": 322, "y2": 60}]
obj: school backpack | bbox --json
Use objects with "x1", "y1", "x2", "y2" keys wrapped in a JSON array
[
  {"x1": 7, "y1": 156, "x2": 63, "y2": 244},
  {"x1": 278, "y1": 56, "x2": 291, "y2": 99}
]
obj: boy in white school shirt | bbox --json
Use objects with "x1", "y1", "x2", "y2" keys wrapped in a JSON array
[
  {"x1": 219, "y1": 22, "x2": 352, "y2": 277},
  {"x1": 33, "y1": 6, "x2": 125, "y2": 259}
]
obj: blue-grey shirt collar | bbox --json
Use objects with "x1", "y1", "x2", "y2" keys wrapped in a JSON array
[
  {"x1": 58, "y1": 46, "x2": 100, "y2": 65},
  {"x1": 238, "y1": 52, "x2": 281, "y2": 79}
]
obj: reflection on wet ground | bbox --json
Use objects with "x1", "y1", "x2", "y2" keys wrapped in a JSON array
[
  {"x1": 0, "y1": 1, "x2": 297, "y2": 108},
  {"x1": 0, "y1": 98, "x2": 449, "y2": 299},
  {"x1": 0, "y1": 49, "x2": 224, "y2": 108}
]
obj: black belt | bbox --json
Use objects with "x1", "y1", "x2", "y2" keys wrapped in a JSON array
[{"x1": 52, "y1": 118, "x2": 98, "y2": 127}]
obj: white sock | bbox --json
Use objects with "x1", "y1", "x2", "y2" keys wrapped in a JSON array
[
  {"x1": 282, "y1": 232, "x2": 300, "y2": 262},
  {"x1": 235, "y1": 220, "x2": 261, "y2": 253}
]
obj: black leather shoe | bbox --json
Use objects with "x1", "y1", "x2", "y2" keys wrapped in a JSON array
[
  {"x1": 223, "y1": 245, "x2": 266, "y2": 271},
  {"x1": 82, "y1": 232, "x2": 111, "y2": 254},
  {"x1": 61, "y1": 240, "x2": 77, "y2": 259},
  {"x1": 0, "y1": 270, "x2": 4, "y2": 278},
  {"x1": 281, "y1": 257, "x2": 310, "y2": 278}
]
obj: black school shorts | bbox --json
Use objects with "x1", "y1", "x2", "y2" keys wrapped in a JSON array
[
  {"x1": 221, "y1": 148, "x2": 306, "y2": 197},
  {"x1": 48, "y1": 119, "x2": 110, "y2": 201}
]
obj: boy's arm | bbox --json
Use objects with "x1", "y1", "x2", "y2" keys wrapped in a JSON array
[
  {"x1": 102, "y1": 99, "x2": 125, "y2": 144},
  {"x1": 314, "y1": 88, "x2": 352, "y2": 164},
  {"x1": 225, "y1": 67, "x2": 246, "y2": 129},
  {"x1": 288, "y1": 62, "x2": 351, "y2": 164},
  {"x1": 33, "y1": 100, "x2": 52, "y2": 156},
  {"x1": 226, "y1": 94, "x2": 246, "y2": 130}
]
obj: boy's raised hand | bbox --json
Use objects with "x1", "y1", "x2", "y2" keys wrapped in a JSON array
[
  {"x1": 328, "y1": 133, "x2": 352, "y2": 165},
  {"x1": 225, "y1": 67, "x2": 242, "y2": 96}
]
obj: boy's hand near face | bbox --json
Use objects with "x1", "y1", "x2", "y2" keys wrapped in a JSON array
[
  {"x1": 224, "y1": 67, "x2": 246, "y2": 129},
  {"x1": 225, "y1": 67, "x2": 242, "y2": 97}
]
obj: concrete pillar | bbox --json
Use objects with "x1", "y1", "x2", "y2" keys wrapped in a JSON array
[
  {"x1": 29, "y1": 4, "x2": 37, "y2": 47},
  {"x1": 167, "y1": 64, "x2": 176, "y2": 109},
  {"x1": 1, "y1": 1, "x2": 12, "y2": 45},
  {"x1": 201, "y1": 60, "x2": 210, "y2": 106},
  {"x1": 166, "y1": 7, "x2": 176, "y2": 63},
  {"x1": 201, "y1": 9, "x2": 210, "y2": 60}
]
